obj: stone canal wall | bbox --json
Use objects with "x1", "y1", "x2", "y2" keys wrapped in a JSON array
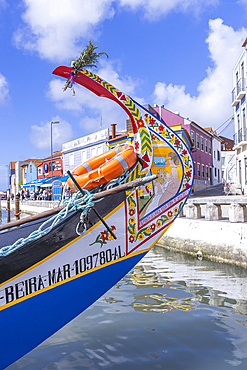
[{"x1": 158, "y1": 195, "x2": 247, "y2": 268}]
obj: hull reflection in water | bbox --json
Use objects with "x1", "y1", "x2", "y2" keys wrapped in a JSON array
[
  {"x1": 7, "y1": 246, "x2": 247, "y2": 370},
  {"x1": 125, "y1": 265, "x2": 196, "y2": 313}
]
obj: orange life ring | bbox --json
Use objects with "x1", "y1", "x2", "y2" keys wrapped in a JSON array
[{"x1": 67, "y1": 144, "x2": 137, "y2": 191}]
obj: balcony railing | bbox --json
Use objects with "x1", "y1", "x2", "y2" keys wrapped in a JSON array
[
  {"x1": 231, "y1": 77, "x2": 246, "y2": 106},
  {"x1": 237, "y1": 77, "x2": 246, "y2": 97},
  {"x1": 232, "y1": 87, "x2": 238, "y2": 105},
  {"x1": 233, "y1": 127, "x2": 247, "y2": 145}
]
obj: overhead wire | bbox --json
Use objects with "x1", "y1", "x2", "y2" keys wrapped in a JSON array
[
  {"x1": 216, "y1": 116, "x2": 234, "y2": 134},
  {"x1": 218, "y1": 117, "x2": 234, "y2": 135}
]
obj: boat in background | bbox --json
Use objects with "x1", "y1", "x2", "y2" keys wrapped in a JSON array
[{"x1": 0, "y1": 66, "x2": 194, "y2": 369}]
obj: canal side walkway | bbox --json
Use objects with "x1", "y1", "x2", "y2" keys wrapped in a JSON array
[
  {"x1": 159, "y1": 184, "x2": 247, "y2": 268},
  {"x1": 0, "y1": 199, "x2": 60, "y2": 215}
]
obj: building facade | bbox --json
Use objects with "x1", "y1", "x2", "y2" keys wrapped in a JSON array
[
  {"x1": 26, "y1": 160, "x2": 43, "y2": 184},
  {"x1": 220, "y1": 136, "x2": 236, "y2": 185},
  {"x1": 9, "y1": 162, "x2": 16, "y2": 195},
  {"x1": 14, "y1": 160, "x2": 30, "y2": 193},
  {"x1": 232, "y1": 38, "x2": 247, "y2": 194},
  {"x1": 37, "y1": 151, "x2": 63, "y2": 180},
  {"x1": 205, "y1": 128, "x2": 223, "y2": 186},
  {"x1": 190, "y1": 122, "x2": 213, "y2": 191},
  {"x1": 62, "y1": 129, "x2": 110, "y2": 174}
]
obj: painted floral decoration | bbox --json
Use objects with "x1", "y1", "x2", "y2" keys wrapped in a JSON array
[{"x1": 89, "y1": 225, "x2": 116, "y2": 248}]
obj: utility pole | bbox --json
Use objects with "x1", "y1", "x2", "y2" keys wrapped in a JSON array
[{"x1": 50, "y1": 121, "x2": 59, "y2": 200}]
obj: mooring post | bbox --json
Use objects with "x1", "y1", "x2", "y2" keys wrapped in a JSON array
[
  {"x1": 15, "y1": 193, "x2": 21, "y2": 220},
  {"x1": 7, "y1": 189, "x2": 10, "y2": 223}
]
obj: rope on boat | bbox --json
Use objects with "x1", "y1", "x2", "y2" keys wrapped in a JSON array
[
  {"x1": 0, "y1": 172, "x2": 130, "y2": 257},
  {"x1": 0, "y1": 190, "x2": 97, "y2": 257}
]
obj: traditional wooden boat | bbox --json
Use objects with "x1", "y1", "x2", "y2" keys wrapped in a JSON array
[{"x1": 0, "y1": 66, "x2": 194, "y2": 368}]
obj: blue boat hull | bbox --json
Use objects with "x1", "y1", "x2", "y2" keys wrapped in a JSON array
[{"x1": 1, "y1": 250, "x2": 146, "y2": 369}]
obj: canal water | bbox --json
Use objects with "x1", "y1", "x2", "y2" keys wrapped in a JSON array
[
  {"x1": 6, "y1": 246, "x2": 247, "y2": 370},
  {"x1": 0, "y1": 208, "x2": 16, "y2": 225},
  {"x1": 0, "y1": 207, "x2": 28, "y2": 225}
]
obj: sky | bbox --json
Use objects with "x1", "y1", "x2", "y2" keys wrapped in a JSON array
[{"x1": 0, "y1": 0, "x2": 247, "y2": 190}]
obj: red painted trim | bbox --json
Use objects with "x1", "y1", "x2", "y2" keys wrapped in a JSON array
[
  {"x1": 138, "y1": 192, "x2": 188, "y2": 229},
  {"x1": 124, "y1": 200, "x2": 129, "y2": 256},
  {"x1": 53, "y1": 66, "x2": 138, "y2": 134},
  {"x1": 127, "y1": 218, "x2": 175, "y2": 255}
]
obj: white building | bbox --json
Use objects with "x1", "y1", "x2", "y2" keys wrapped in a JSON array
[
  {"x1": 212, "y1": 135, "x2": 223, "y2": 186},
  {"x1": 221, "y1": 151, "x2": 236, "y2": 185},
  {"x1": 205, "y1": 128, "x2": 223, "y2": 186},
  {"x1": 62, "y1": 128, "x2": 110, "y2": 174},
  {"x1": 232, "y1": 37, "x2": 247, "y2": 194},
  {"x1": 220, "y1": 136, "x2": 236, "y2": 185}
]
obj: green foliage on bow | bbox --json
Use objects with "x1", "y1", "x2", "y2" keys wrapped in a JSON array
[{"x1": 64, "y1": 41, "x2": 108, "y2": 93}]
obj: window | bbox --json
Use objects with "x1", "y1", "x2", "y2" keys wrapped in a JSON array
[
  {"x1": 30, "y1": 165, "x2": 32, "y2": 174},
  {"x1": 91, "y1": 148, "x2": 97, "y2": 158},
  {"x1": 197, "y1": 163, "x2": 200, "y2": 177},
  {"x1": 69, "y1": 153, "x2": 74, "y2": 166},
  {"x1": 206, "y1": 166, "x2": 208, "y2": 179},
  {"x1": 205, "y1": 139, "x2": 208, "y2": 153},
  {"x1": 237, "y1": 114, "x2": 241, "y2": 142},
  {"x1": 208, "y1": 141, "x2": 211, "y2": 154},
  {"x1": 217, "y1": 150, "x2": 220, "y2": 161},
  {"x1": 243, "y1": 108, "x2": 246, "y2": 140},
  {"x1": 202, "y1": 164, "x2": 205, "y2": 178},
  {"x1": 237, "y1": 114, "x2": 240, "y2": 130},
  {"x1": 222, "y1": 157, "x2": 225, "y2": 165},
  {"x1": 196, "y1": 134, "x2": 199, "y2": 149},
  {"x1": 239, "y1": 160, "x2": 242, "y2": 185},
  {"x1": 214, "y1": 151, "x2": 216, "y2": 159},
  {"x1": 81, "y1": 150, "x2": 86, "y2": 163},
  {"x1": 98, "y1": 146, "x2": 103, "y2": 155},
  {"x1": 49, "y1": 161, "x2": 55, "y2": 171},
  {"x1": 245, "y1": 158, "x2": 247, "y2": 184},
  {"x1": 201, "y1": 137, "x2": 204, "y2": 151},
  {"x1": 241, "y1": 62, "x2": 244, "y2": 78},
  {"x1": 215, "y1": 167, "x2": 217, "y2": 177},
  {"x1": 191, "y1": 131, "x2": 195, "y2": 145}
]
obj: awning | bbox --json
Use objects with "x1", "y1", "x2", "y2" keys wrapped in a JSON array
[
  {"x1": 40, "y1": 175, "x2": 69, "y2": 188},
  {"x1": 21, "y1": 177, "x2": 55, "y2": 189}
]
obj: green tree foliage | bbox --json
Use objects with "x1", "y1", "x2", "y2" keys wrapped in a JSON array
[{"x1": 63, "y1": 41, "x2": 108, "y2": 93}]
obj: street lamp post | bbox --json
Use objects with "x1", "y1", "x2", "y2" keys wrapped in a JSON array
[
  {"x1": 50, "y1": 121, "x2": 59, "y2": 200},
  {"x1": 5, "y1": 164, "x2": 8, "y2": 192}
]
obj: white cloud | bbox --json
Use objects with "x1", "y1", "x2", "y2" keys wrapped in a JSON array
[
  {"x1": 118, "y1": 0, "x2": 218, "y2": 19},
  {"x1": 0, "y1": 73, "x2": 10, "y2": 105},
  {"x1": 29, "y1": 116, "x2": 73, "y2": 149},
  {"x1": 79, "y1": 116, "x2": 102, "y2": 132},
  {"x1": 48, "y1": 61, "x2": 143, "y2": 133},
  {"x1": 153, "y1": 18, "x2": 247, "y2": 131},
  {"x1": 0, "y1": 0, "x2": 6, "y2": 9},
  {"x1": 12, "y1": 0, "x2": 219, "y2": 61},
  {"x1": 13, "y1": 0, "x2": 115, "y2": 62},
  {"x1": 238, "y1": 0, "x2": 247, "y2": 12}
]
